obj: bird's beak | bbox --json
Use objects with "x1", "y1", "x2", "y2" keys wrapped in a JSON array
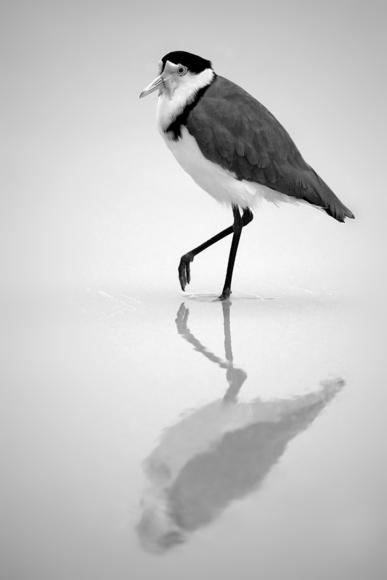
[
  {"x1": 139, "y1": 75, "x2": 164, "y2": 98},
  {"x1": 139, "y1": 62, "x2": 179, "y2": 98}
]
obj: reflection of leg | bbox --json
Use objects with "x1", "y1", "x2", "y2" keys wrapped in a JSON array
[
  {"x1": 222, "y1": 300, "x2": 232, "y2": 363},
  {"x1": 175, "y1": 301, "x2": 248, "y2": 402},
  {"x1": 175, "y1": 303, "x2": 190, "y2": 335},
  {"x1": 178, "y1": 207, "x2": 254, "y2": 293},
  {"x1": 223, "y1": 366, "x2": 248, "y2": 403},
  {"x1": 221, "y1": 299, "x2": 248, "y2": 401},
  {"x1": 175, "y1": 303, "x2": 227, "y2": 368}
]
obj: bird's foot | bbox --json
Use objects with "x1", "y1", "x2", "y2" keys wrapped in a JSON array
[
  {"x1": 216, "y1": 288, "x2": 231, "y2": 301},
  {"x1": 178, "y1": 252, "x2": 194, "y2": 291}
]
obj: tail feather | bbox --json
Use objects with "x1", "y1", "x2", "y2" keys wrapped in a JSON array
[{"x1": 305, "y1": 169, "x2": 355, "y2": 223}]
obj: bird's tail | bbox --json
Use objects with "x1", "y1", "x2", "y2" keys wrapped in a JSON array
[{"x1": 307, "y1": 170, "x2": 355, "y2": 223}]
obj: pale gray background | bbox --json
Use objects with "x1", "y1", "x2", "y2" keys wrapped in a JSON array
[{"x1": 1, "y1": 1, "x2": 386, "y2": 579}]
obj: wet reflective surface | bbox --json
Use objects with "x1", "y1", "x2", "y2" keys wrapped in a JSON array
[{"x1": 2, "y1": 284, "x2": 386, "y2": 579}]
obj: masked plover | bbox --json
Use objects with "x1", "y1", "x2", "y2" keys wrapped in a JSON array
[{"x1": 140, "y1": 51, "x2": 354, "y2": 300}]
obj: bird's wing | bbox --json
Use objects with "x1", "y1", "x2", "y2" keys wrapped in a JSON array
[{"x1": 186, "y1": 76, "x2": 354, "y2": 221}]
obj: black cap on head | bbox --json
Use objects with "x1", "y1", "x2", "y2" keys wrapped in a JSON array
[{"x1": 161, "y1": 51, "x2": 212, "y2": 74}]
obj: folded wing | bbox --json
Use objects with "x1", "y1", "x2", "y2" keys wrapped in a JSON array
[{"x1": 186, "y1": 76, "x2": 354, "y2": 222}]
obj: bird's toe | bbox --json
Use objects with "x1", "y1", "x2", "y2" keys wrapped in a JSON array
[
  {"x1": 216, "y1": 288, "x2": 231, "y2": 301},
  {"x1": 178, "y1": 253, "x2": 194, "y2": 291}
]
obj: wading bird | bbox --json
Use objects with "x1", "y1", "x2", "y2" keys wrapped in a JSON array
[{"x1": 140, "y1": 51, "x2": 354, "y2": 300}]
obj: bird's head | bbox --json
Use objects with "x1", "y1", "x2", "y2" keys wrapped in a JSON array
[{"x1": 140, "y1": 51, "x2": 214, "y2": 100}]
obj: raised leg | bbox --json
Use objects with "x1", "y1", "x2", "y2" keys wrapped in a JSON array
[{"x1": 178, "y1": 206, "x2": 253, "y2": 294}]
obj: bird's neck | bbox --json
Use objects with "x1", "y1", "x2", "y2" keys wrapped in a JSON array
[{"x1": 157, "y1": 69, "x2": 215, "y2": 137}]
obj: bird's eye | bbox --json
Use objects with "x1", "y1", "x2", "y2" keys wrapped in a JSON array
[{"x1": 177, "y1": 65, "x2": 187, "y2": 76}]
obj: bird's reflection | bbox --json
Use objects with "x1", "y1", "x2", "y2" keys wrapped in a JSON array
[
  {"x1": 137, "y1": 302, "x2": 344, "y2": 553},
  {"x1": 176, "y1": 302, "x2": 247, "y2": 402}
]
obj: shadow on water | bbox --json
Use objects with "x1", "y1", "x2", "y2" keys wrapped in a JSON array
[{"x1": 137, "y1": 302, "x2": 344, "y2": 554}]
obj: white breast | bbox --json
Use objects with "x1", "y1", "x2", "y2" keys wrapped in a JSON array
[{"x1": 162, "y1": 126, "x2": 262, "y2": 208}]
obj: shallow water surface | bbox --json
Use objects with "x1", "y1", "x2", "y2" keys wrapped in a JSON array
[{"x1": 2, "y1": 284, "x2": 386, "y2": 580}]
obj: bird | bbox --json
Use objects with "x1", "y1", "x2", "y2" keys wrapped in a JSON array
[{"x1": 140, "y1": 51, "x2": 354, "y2": 300}]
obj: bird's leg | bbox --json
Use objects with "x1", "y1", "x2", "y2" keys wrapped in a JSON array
[
  {"x1": 178, "y1": 225, "x2": 235, "y2": 291},
  {"x1": 217, "y1": 205, "x2": 245, "y2": 301},
  {"x1": 178, "y1": 207, "x2": 253, "y2": 292}
]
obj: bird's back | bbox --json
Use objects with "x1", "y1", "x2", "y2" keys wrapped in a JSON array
[{"x1": 186, "y1": 75, "x2": 354, "y2": 222}]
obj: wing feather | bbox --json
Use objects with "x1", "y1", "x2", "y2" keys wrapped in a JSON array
[{"x1": 186, "y1": 76, "x2": 354, "y2": 221}]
